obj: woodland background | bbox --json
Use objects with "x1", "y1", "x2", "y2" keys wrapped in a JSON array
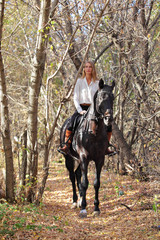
[{"x1": 0, "y1": 0, "x2": 159, "y2": 213}]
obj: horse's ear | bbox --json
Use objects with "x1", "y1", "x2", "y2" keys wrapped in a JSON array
[
  {"x1": 99, "y1": 78, "x2": 104, "y2": 89},
  {"x1": 111, "y1": 80, "x2": 115, "y2": 90}
]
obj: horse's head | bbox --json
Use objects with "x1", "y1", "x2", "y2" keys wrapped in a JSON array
[{"x1": 95, "y1": 79, "x2": 115, "y2": 126}]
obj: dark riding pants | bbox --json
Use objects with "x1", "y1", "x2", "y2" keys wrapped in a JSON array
[{"x1": 67, "y1": 105, "x2": 89, "y2": 132}]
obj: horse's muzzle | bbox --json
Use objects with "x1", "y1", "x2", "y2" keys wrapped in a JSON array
[{"x1": 103, "y1": 111, "x2": 113, "y2": 125}]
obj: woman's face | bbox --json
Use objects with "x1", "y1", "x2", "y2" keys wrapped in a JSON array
[{"x1": 84, "y1": 62, "x2": 93, "y2": 75}]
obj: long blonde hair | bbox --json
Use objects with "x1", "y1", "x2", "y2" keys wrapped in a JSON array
[{"x1": 82, "y1": 61, "x2": 98, "y2": 82}]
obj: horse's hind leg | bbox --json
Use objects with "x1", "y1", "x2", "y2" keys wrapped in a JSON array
[
  {"x1": 93, "y1": 161, "x2": 103, "y2": 216},
  {"x1": 65, "y1": 156, "x2": 78, "y2": 208}
]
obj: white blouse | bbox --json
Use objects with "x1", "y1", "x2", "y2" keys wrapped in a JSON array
[{"x1": 73, "y1": 77, "x2": 99, "y2": 113}]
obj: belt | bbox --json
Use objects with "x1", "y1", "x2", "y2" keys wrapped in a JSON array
[{"x1": 80, "y1": 103, "x2": 91, "y2": 107}]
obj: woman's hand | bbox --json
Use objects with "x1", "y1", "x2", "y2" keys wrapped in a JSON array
[{"x1": 80, "y1": 110, "x2": 87, "y2": 115}]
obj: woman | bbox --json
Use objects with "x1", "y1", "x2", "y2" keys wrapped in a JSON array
[{"x1": 60, "y1": 61, "x2": 114, "y2": 155}]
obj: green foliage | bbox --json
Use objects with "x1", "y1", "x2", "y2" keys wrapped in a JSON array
[
  {"x1": 0, "y1": 203, "x2": 62, "y2": 238},
  {"x1": 153, "y1": 195, "x2": 160, "y2": 215},
  {"x1": 153, "y1": 203, "x2": 157, "y2": 212},
  {"x1": 114, "y1": 182, "x2": 125, "y2": 197}
]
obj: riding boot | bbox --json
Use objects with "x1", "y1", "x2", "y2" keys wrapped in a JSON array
[
  {"x1": 105, "y1": 132, "x2": 116, "y2": 156},
  {"x1": 60, "y1": 130, "x2": 72, "y2": 154}
]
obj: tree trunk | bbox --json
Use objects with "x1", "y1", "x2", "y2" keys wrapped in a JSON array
[
  {"x1": 20, "y1": 129, "x2": 27, "y2": 186},
  {"x1": 0, "y1": 0, "x2": 14, "y2": 202},
  {"x1": 27, "y1": 0, "x2": 51, "y2": 202},
  {"x1": 64, "y1": 0, "x2": 81, "y2": 70},
  {"x1": 112, "y1": 120, "x2": 136, "y2": 165}
]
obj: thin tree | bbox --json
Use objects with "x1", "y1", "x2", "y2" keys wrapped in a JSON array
[
  {"x1": 26, "y1": 0, "x2": 59, "y2": 202},
  {"x1": 0, "y1": 0, "x2": 14, "y2": 202}
]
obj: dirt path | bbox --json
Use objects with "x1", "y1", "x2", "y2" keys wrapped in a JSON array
[
  {"x1": 36, "y1": 161, "x2": 160, "y2": 240},
  {"x1": 6, "y1": 160, "x2": 160, "y2": 240}
]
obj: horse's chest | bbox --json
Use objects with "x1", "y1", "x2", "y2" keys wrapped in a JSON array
[
  {"x1": 89, "y1": 134, "x2": 106, "y2": 147},
  {"x1": 75, "y1": 130, "x2": 107, "y2": 153}
]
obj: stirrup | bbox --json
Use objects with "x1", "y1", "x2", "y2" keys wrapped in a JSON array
[
  {"x1": 107, "y1": 151, "x2": 117, "y2": 157},
  {"x1": 105, "y1": 143, "x2": 118, "y2": 157}
]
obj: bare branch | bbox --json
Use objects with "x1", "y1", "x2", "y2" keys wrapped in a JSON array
[
  {"x1": 148, "y1": 12, "x2": 160, "y2": 33},
  {"x1": 145, "y1": 0, "x2": 154, "y2": 27},
  {"x1": 94, "y1": 41, "x2": 114, "y2": 63}
]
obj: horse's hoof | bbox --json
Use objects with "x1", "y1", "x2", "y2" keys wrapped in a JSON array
[
  {"x1": 79, "y1": 209, "x2": 87, "y2": 218},
  {"x1": 71, "y1": 202, "x2": 77, "y2": 209},
  {"x1": 93, "y1": 211, "x2": 100, "y2": 217}
]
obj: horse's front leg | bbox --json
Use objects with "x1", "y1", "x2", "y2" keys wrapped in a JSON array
[
  {"x1": 79, "y1": 159, "x2": 89, "y2": 218},
  {"x1": 93, "y1": 160, "x2": 104, "y2": 216},
  {"x1": 65, "y1": 157, "x2": 78, "y2": 208},
  {"x1": 75, "y1": 164, "x2": 82, "y2": 208}
]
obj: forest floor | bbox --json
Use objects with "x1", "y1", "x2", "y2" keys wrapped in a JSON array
[{"x1": 1, "y1": 157, "x2": 160, "y2": 240}]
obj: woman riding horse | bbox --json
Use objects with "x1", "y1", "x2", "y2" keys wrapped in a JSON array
[{"x1": 59, "y1": 78, "x2": 116, "y2": 217}]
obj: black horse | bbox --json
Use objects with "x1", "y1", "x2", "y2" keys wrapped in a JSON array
[{"x1": 59, "y1": 79, "x2": 115, "y2": 217}]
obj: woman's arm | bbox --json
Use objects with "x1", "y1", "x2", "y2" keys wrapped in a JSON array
[{"x1": 73, "y1": 79, "x2": 83, "y2": 113}]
